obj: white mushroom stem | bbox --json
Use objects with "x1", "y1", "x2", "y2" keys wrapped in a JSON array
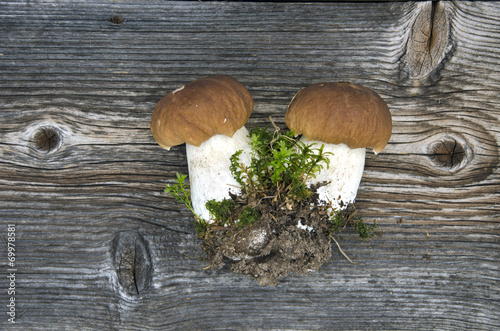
[
  {"x1": 301, "y1": 137, "x2": 366, "y2": 214},
  {"x1": 186, "y1": 126, "x2": 251, "y2": 222}
]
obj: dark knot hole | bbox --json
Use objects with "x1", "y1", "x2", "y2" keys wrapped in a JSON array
[
  {"x1": 33, "y1": 126, "x2": 61, "y2": 153},
  {"x1": 429, "y1": 138, "x2": 466, "y2": 169}
]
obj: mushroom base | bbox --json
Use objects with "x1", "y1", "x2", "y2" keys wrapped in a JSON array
[
  {"x1": 201, "y1": 190, "x2": 357, "y2": 286},
  {"x1": 303, "y1": 139, "x2": 366, "y2": 213}
]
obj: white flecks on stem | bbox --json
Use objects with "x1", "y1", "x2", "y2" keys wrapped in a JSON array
[{"x1": 186, "y1": 126, "x2": 251, "y2": 221}]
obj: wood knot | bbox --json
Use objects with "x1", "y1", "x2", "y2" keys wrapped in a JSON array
[
  {"x1": 112, "y1": 231, "x2": 152, "y2": 296},
  {"x1": 32, "y1": 126, "x2": 61, "y2": 153},
  {"x1": 428, "y1": 137, "x2": 468, "y2": 171},
  {"x1": 109, "y1": 16, "x2": 124, "y2": 25},
  {"x1": 404, "y1": 1, "x2": 452, "y2": 84}
]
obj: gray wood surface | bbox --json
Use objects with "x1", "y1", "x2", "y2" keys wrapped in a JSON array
[{"x1": 1, "y1": 0, "x2": 499, "y2": 330}]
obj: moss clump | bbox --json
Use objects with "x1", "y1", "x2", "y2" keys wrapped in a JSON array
[
  {"x1": 329, "y1": 206, "x2": 377, "y2": 239},
  {"x1": 205, "y1": 198, "x2": 235, "y2": 227},
  {"x1": 205, "y1": 198, "x2": 261, "y2": 230},
  {"x1": 230, "y1": 125, "x2": 332, "y2": 205},
  {"x1": 237, "y1": 206, "x2": 260, "y2": 229}
]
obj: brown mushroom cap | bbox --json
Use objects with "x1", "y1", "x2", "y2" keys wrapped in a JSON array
[
  {"x1": 150, "y1": 75, "x2": 253, "y2": 149},
  {"x1": 285, "y1": 82, "x2": 392, "y2": 153}
]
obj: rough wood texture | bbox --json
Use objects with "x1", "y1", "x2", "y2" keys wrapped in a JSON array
[{"x1": 1, "y1": 1, "x2": 499, "y2": 330}]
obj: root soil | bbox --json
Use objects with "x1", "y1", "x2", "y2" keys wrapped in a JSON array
[{"x1": 202, "y1": 194, "x2": 355, "y2": 286}]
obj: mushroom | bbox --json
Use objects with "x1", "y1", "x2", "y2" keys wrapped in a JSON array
[
  {"x1": 285, "y1": 82, "x2": 392, "y2": 213},
  {"x1": 150, "y1": 75, "x2": 253, "y2": 221}
]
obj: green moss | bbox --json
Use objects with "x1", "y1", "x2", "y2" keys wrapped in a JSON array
[
  {"x1": 206, "y1": 198, "x2": 235, "y2": 227},
  {"x1": 230, "y1": 125, "x2": 331, "y2": 204},
  {"x1": 204, "y1": 199, "x2": 260, "y2": 230},
  {"x1": 329, "y1": 212, "x2": 377, "y2": 239},
  {"x1": 329, "y1": 212, "x2": 347, "y2": 234},
  {"x1": 164, "y1": 173, "x2": 208, "y2": 237},
  {"x1": 237, "y1": 206, "x2": 260, "y2": 229},
  {"x1": 354, "y1": 218, "x2": 377, "y2": 239}
]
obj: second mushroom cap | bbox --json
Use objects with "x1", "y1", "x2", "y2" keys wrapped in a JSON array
[{"x1": 285, "y1": 82, "x2": 392, "y2": 154}]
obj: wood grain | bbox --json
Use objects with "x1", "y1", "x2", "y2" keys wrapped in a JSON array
[{"x1": 0, "y1": 1, "x2": 499, "y2": 330}]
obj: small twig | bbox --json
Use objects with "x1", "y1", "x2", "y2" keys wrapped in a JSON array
[
  {"x1": 269, "y1": 116, "x2": 280, "y2": 133},
  {"x1": 268, "y1": 116, "x2": 281, "y2": 148},
  {"x1": 331, "y1": 236, "x2": 357, "y2": 264}
]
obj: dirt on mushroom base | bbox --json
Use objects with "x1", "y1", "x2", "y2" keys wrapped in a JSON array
[{"x1": 201, "y1": 190, "x2": 356, "y2": 286}]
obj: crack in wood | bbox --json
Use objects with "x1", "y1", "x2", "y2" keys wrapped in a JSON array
[
  {"x1": 427, "y1": 1, "x2": 437, "y2": 56},
  {"x1": 133, "y1": 240, "x2": 140, "y2": 295},
  {"x1": 405, "y1": 1, "x2": 451, "y2": 83},
  {"x1": 112, "y1": 231, "x2": 152, "y2": 297}
]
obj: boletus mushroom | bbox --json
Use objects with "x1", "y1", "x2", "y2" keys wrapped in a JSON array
[
  {"x1": 150, "y1": 75, "x2": 253, "y2": 220},
  {"x1": 285, "y1": 82, "x2": 392, "y2": 213}
]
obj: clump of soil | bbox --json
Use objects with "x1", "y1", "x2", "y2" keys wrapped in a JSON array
[{"x1": 201, "y1": 192, "x2": 355, "y2": 286}]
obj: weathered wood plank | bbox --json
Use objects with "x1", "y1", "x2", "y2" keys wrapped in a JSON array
[{"x1": 0, "y1": 0, "x2": 499, "y2": 330}]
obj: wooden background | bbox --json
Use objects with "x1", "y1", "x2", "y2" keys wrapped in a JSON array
[{"x1": 1, "y1": 0, "x2": 499, "y2": 329}]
